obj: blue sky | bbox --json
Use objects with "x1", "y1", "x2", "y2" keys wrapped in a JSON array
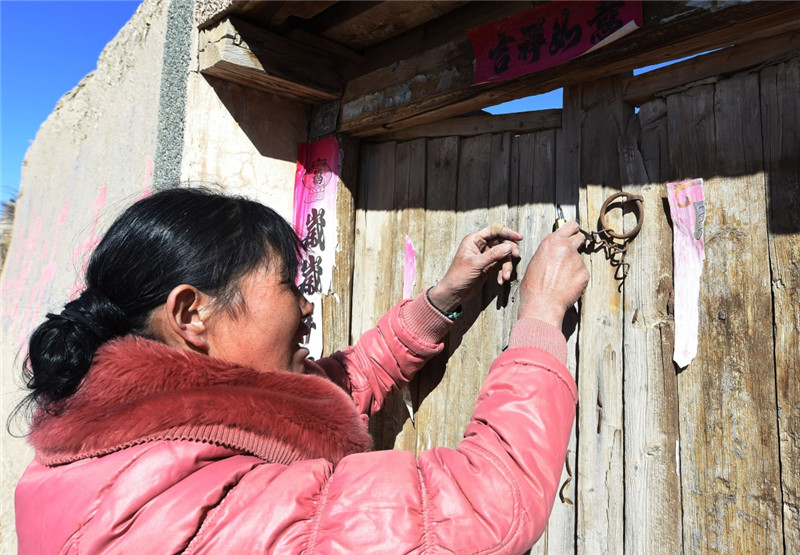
[{"x1": 1, "y1": 0, "x2": 142, "y2": 204}]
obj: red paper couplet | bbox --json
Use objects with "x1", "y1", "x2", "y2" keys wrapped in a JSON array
[{"x1": 469, "y1": 1, "x2": 642, "y2": 84}]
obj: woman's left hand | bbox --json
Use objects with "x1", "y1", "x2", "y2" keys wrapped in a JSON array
[{"x1": 427, "y1": 224, "x2": 523, "y2": 313}]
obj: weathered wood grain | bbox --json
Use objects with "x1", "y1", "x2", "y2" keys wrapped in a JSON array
[
  {"x1": 512, "y1": 128, "x2": 572, "y2": 555},
  {"x1": 621, "y1": 108, "x2": 683, "y2": 554},
  {"x1": 199, "y1": 18, "x2": 341, "y2": 103},
  {"x1": 543, "y1": 95, "x2": 581, "y2": 555},
  {"x1": 669, "y1": 74, "x2": 782, "y2": 553},
  {"x1": 321, "y1": 135, "x2": 358, "y2": 356},
  {"x1": 339, "y1": 3, "x2": 800, "y2": 137},
  {"x1": 388, "y1": 138, "x2": 428, "y2": 454},
  {"x1": 314, "y1": 0, "x2": 467, "y2": 51},
  {"x1": 486, "y1": 132, "x2": 514, "y2": 354},
  {"x1": 413, "y1": 136, "x2": 460, "y2": 454},
  {"x1": 348, "y1": 53, "x2": 800, "y2": 554},
  {"x1": 573, "y1": 75, "x2": 629, "y2": 554},
  {"x1": 440, "y1": 134, "x2": 493, "y2": 448},
  {"x1": 373, "y1": 110, "x2": 562, "y2": 142},
  {"x1": 622, "y1": 28, "x2": 800, "y2": 106},
  {"x1": 760, "y1": 55, "x2": 800, "y2": 553},
  {"x1": 352, "y1": 141, "x2": 402, "y2": 449}
]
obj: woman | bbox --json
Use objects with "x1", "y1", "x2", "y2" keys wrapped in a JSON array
[{"x1": 15, "y1": 187, "x2": 588, "y2": 553}]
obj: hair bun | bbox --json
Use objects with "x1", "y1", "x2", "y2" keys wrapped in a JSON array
[{"x1": 48, "y1": 288, "x2": 130, "y2": 343}]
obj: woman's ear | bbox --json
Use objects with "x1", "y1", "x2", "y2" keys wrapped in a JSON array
[{"x1": 161, "y1": 284, "x2": 211, "y2": 352}]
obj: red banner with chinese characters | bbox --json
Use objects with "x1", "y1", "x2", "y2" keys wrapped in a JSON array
[
  {"x1": 293, "y1": 136, "x2": 340, "y2": 359},
  {"x1": 469, "y1": 1, "x2": 642, "y2": 84}
]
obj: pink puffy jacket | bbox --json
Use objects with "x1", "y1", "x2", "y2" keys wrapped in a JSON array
[{"x1": 16, "y1": 294, "x2": 576, "y2": 554}]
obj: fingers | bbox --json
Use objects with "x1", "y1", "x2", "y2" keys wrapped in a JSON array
[
  {"x1": 552, "y1": 220, "x2": 585, "y2": 250},
  {"x1": 472, "y1": 240, "x2": 518, "y2": 285},
  {"x1": 476, "y1": 223, "x2": 524, "y2": 244},
  {"x1": 517, "y1": 231, "x2": 590, "y2": 324},
  {"x1": 462, "y1": 224, "x2": 521, "y2": 285},
  {"x1": 498, "y1": 257, "x2": 514, "y2": 285}
]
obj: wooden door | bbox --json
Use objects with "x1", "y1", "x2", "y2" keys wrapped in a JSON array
[
  {"x1": 572, "y1": 59, "x2": 798, "y2": 553},
  {"x1": 349, "y1": 54, "x2": 799, "y2": 554},
  {"x1": 353, "y1": 126, "x2": 579, "y2": 551}
]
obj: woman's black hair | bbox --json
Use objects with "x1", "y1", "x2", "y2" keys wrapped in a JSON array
[{"x1": 22, "y1": 187, "x2": 302, "y2": 414}]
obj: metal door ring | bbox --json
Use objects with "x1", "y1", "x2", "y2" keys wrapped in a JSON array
[{"x1": 598, "y1": 192, "x2": 644, "y2": 240}]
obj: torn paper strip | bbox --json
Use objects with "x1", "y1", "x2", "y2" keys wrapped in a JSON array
[
  {"x1": 293, "y1": 137, "x2": 340, "y2": 360},
  {"x1": 403, "y1": 235, "x2": 417, "y2": 300},
  {"x1": 401, "y1": 234, "x2": 418, "y2": 424},
  {"x1": 667, "y1": 178, "x2": 706, "y2": 369}
]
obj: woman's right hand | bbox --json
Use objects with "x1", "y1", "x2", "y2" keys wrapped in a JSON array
[{"x1": 518, "y1": 221, "x2": 589, "y2": 329}]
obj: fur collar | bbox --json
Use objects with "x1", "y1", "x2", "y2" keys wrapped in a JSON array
[{"x1": 29, "y1": 336, "x2": 373, "y2": 466}]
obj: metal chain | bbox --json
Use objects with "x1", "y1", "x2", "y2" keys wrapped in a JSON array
[
  {"x1": 577, "y1": 192, "x2": 644, "y2": 288},
  {"x1": 580, "y1": 228, "x2": 631, "y2": 283}
]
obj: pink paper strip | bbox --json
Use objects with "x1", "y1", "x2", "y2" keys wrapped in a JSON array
[
  {"x1": 403, "y1": 235, "x2": 417, "y2": 300},
  {"x1": 667, "y1": 178, "x2": 706, "y2": 368}
]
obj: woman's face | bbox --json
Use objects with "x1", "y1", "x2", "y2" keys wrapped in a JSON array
[{"x1": 204, "y1": 263, "x2": 313, "y2": 373}]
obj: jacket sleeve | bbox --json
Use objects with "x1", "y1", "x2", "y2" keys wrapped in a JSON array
[
  {"x1": 314, "y1": 292, "x2": 454, "y2": 416},
  {"x1": 307, "y1": 342, "x2": 578, "y2": 554}
]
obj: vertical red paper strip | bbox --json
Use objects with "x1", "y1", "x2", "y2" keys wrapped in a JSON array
[{"x1": 293, "y1": 137, "x2": 340, "y2": 358}]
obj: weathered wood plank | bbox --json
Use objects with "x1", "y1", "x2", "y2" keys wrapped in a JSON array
[
  {"x1": 760, "y1": 55, "x2": 800, "y2": 553},
  {"x1": 441, "y1": 134, "x2": 493, "y2": 448},
  {"x1": 340, "y1": 3, "x2": 800, "y2": 137},
  {"x1": 487, "y1": 132, "x2": 514, "y2": 348},
  {"x1": 670, "y1": 74, "x2": 782, "y2": 553},
  {"x1": 314, "y1": 1, "x2": 467, "y2": 51},
  {"x1": 513, "y1": 128, "x2": 569, "y2": 555},
  {"x1": 544, "y1": 93, "x2": 581, "y2": 555},
  {"x1": 349, "y1": 145, "x2": 371, "y2": 341},
  {"x1": 386, "y1": 138, "x2": 428, "y2": 454},
  {"x1": 620, "y1": 108, "x2": 683, "y2": 554},
  {"x1": 373, "y1": 110, "x2": 562, "y2": 142},
  {"x1": 401, "y1": 138, "x2": 428, "y2": 455},
  {"x1": 413, "y1": 136, "x2": 460, "y2": 453},
  {"x1": 321, "y1": 135, "x2": 359, "y2": 356},
  {"x1": 268, "y1": 1, "x2": 338, "y2": 27},
  {"x1": 352, "y1": 141, "x2": 400, "y2": 449},
  {"x1": 199, "y1": 17, "x2": 342, "y2": 103},
  {"x1": 573, "y1": 75, "x2": 629, "y2": 554},
  {"x1": 364, "y1": 139, "x2": 413, "y2": 451},
  {"x1": 622, "y1": 29, "x2": 800, "y2": 106},
  {"x1": 514, "y1": 130, "x2": 542, "y2": 555},
  {"x1": 358, "y1": 1, "x2": 536, "y2": 75}
]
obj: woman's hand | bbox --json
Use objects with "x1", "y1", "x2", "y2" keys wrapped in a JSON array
[
  {"x1": 518, "y1": 221, "x2": 589, "y2": 328},
  {"x1": 428, "y1": 224, "x2": 523, "y2": 313}
]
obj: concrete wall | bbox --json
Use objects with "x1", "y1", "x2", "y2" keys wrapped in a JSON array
[
  {"x1": 182, "y1": 73, "x2": 309, "y2": 215},
  {"x1": 0, "y1": 0, "x2": 308, "y2": 549}
]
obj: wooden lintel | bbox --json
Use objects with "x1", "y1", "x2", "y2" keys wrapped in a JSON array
[
  {"x1": 268, "y1": 1, "x2": 338, "y2": 27},
  {"x1": 370, "y1": 109, "x2": 562, "y2": 142},
  {"x1": 622, "y1": 29, "x2": 800, "y2": 106},
  {"x1": 199, "y1": 17, "x2": 343, "y2": 104},
  {"x1": 339, "y1": 2, "x2": 800, "y2": 137}
]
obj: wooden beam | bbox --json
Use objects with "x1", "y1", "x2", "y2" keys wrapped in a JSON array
[
  {"x1": 339, "y1": 2, "x2": 800, "y2": 136},
  {"x1": 306, "y1": 1, "x2": 468, "y2": 50},
  {"x1": 199, "y1": 17, "x2": 343, "y2": 103},
  {"x1": 268, "y1": 1, "x2": 338, "y2": 27},
  {"x1": 286, "y1": 29, "x2": 364, "y2": 65},
  {"x1": 622, "y1": 28, "x2": 800, "y2": 106},
  {"x1": 357, "y1": 1, "x2": 540, "y2": 77},
  {"x1": 370, "y1": 109, "x2": 561, "y2": 142}
]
